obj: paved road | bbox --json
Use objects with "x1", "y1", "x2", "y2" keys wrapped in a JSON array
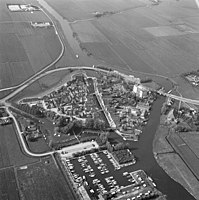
[
  {"x1": 5, "y1": 107, "x2": 54, "y2": 157},
  {"x1": 158, "y1": 91, "x2": 199, "y2": 106}
]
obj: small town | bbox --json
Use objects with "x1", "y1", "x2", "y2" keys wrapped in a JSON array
[
  {"x1": 0, "y1": 69, "x2": 167, "y2": 200},
  {"x1": 1, "y1": 0, "x2": 199, "y2": 200}
]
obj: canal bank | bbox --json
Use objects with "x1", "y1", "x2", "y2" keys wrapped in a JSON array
[
  {"x1": 37, "y1": 0, "x2": 102, "y2": 67},
  {"x1": 131, "y1": 96, "x2": 195, "y2": 200}
]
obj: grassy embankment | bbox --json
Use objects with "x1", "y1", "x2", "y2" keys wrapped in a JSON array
[{"x1": 153, "y1": 115, "x2": 199, "y2": 199}]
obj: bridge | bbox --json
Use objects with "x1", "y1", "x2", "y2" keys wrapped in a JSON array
[{"x1": 157, "y1": 90, "x2": 199, "y2": 106}]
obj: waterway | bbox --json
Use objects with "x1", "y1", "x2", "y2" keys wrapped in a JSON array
[
  {"x1": 37, "y1": 1, "x2": 195, "y2": 199},
  {"x1": 37, "y1": 0, "x2": 101, "y2": 67},
  {"x1": 132, "y1": 96, "x2": 195, "y2": 200}
]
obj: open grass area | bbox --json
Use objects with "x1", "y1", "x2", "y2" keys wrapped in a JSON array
[
  {"x1": 26, "y1": 137, "x2": 51, "y2": 153},
  {"x1": 0, "y1": 125, "x2": 38, "y2": 168},
  {"x1": 0, "y1": 0, "x2": 62, "y2": 88},
  {"x1": 10, "y1": 69, "x2": 72, "y2": 102},
  {"x1": 157, "y1": 153, "x2": 199, "y2": 200},
  {"x1": 153, "y1": 124, "x2": 173, "y2": 154},
  {"x1": 17, "y1": 156, "x2": 77, "y2": 200}
]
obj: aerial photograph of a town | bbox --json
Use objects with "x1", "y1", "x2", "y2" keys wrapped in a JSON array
[{"x1": 1, "y1": 0, "x2": 199, "y2": 200}]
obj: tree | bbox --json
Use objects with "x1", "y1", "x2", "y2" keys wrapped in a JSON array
[
  {"x1": 114, "y1": 142, "x2": 126, "y2": 151},
  {"x1": 93, "y1": 118, "x2": 106, "y2": 130},
  {"x1": 85, "y1": 118, "x2": 94, "y2": 129},
  {"x1": 54, "y1": 126, "x2": 60, "y2": 134},
  {"x1": 73, "y1": 120, "x2": 83, "y2": 128},
  {"x1": 55, "y1": 116, "x2": 68, "y2": 127},
  {"x1": 106, "y1": 141, "x2": 113, "y2": 152},
  {"x1": 99, "y1": 132, "x2": 109, "y2": 144}
]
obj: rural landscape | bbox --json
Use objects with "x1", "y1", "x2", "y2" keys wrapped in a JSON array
[{"x1": 1, "y1": 0, "x2": 199, "y2": 200}]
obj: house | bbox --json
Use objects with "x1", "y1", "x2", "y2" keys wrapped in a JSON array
[
  {"x1": 0, "y1": 118, "x2": 12, "y2": 126},
  {"x1": 31, "y1": 22, "x2": 52, "y2": 28},
  {"x1": 167, "y1": 109, "x2": 176, "y2": 122},
  {"x1": 136, "y1": 102, "x2": 150, "y2": 113},
  {"x1": 133, "y1": 85, "x2": 149, "y2": 98},
  {"x1": 134, "y1": 129, "x2": 142, "y2": 136}
]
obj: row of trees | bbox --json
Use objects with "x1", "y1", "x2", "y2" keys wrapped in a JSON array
[
  {"x1": 85, "y1": 118, "x2": 107, "y2": 130},
  {"x1": 112, "y1": 149, "x2": 135, "y2": 164},
  {"x1": 15, "y1": 103, "x2": 45, "y2": 118}
]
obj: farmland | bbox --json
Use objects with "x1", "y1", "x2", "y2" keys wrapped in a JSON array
[
  {"x1": 17, "y1": 156, "x2": 77, "y2": 200},
  {"x1": 180, "y1": 132, "x2": 199, "y2": 158},
  {"x1": 0, "y1": 125, "x2": 38, "y2": 168},
  {"x1": 44, "y1": 0, "x2": 199, "y2": 99},
  {"x1": 0, "y1": 167, "x2": 20, "y2": 200},
  {"x1": 0, "y1": 124, "x2": 39, "y2": 200},
  {"x1": 167, "y1": 132, "x2": 199, "y2": 180},
  {"x1": 0, "y1": 0, "x2": 62, "y2": 88},
  {"x1": 45, "y1": 0, "x2": 145, "y2": 22}
]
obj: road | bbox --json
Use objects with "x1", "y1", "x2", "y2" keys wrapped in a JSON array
[
  {"x1": 2, "y1": 65, "x2": 199, "y2": 157},
  {"x1": 5, "y1": 107, "x2": 54, "y2": 157},
  {"x1": 158, "y1": 90, "x2": 199, "y2": 106},
  {"x1": 1, "y1": 3, "x2": 199, "y2": 159}
]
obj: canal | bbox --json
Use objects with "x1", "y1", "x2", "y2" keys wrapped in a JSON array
[
  {"x1": 37, "y1": 0, "x2": 195, "y2": 199},
  {"x1": 131, "y1": 96, "x2": 195, "y2": 200},
  {"x1": 37, "y1": 0, "x2": 101, "y2": 67}
]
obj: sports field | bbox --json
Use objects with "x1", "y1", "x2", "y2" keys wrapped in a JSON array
[{"x1": 0, "y1": 0, "x2": 62, "y2": 88}]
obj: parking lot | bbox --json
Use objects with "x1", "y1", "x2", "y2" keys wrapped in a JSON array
[{"x1": 61, "y1": 151, "x2": 157, "y2": 199}]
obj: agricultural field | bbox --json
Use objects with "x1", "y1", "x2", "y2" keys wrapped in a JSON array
[
  {"x1": 0, "y1": 167, "x2": 20, "y2": 200},
  {"x1": 17, "y1": 156, "x2": 77, "y2": 200},
  {"x1": 179, "y1": 132, "x2": 199, "y2": 158},
  {"x1": 167, "y1": 132, "x2": 199, "y2": 180},
  {"x1": 0, "y1": 0, "x2": 62, "y2": 88},
  {"x1": 43, "y1": 0, "x2": 199, "y2": 98},
  {"x1": 0, "y1": 124, "x2": 39, "y2": 200},
  {"x1": 0, "y1": 124, "x2": 38, "y2": 168},
  {"x1": 70, "y1": 1, "x2": 199, "y2": 74},
  {"x1": 45, "y1": 0, "x2": 144, "y2": 22}
]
